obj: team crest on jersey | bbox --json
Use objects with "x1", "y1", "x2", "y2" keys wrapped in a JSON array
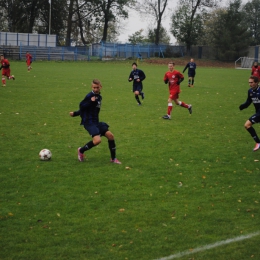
[{"x1": 96, "y1": 101, "x2": 101, "y2": 108}]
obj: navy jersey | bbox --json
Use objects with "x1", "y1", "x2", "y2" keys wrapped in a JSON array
[
  {"x1": 183, "y1": 62, "x2": 196, "y2": 76},
  {"x1": 240, "y1": 86, "x2": 260, "y2": 113},
  {"x1": 74, "y1": 91, "x2": 102, "y2": 125},
  {"x1": 128, "y1": 68, "x2": 146, "y2": 88}
]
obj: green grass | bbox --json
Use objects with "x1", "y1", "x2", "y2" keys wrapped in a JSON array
[{"x1": 1, "y1": 60, "x2": 260, "y2": 260}]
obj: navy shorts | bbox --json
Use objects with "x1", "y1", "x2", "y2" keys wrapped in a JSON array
[
  {"x1": 84, "y1": 122, "x2": 109, "y2": 137},
  {"x1": 188, "y1": 72, "x2": 195, "y2": 78},
  {"x1": 249, "y1": 113, "x2": 260, "y2": 124},
  {"x1": 133, "y1": 84, "x2": 143, "y2": 93}
]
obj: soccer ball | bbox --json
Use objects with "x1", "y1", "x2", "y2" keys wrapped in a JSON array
[{"x1": 39, "y1": 149, "x2": 52, "y2": 161}]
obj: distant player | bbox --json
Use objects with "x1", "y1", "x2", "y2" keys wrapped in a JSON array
[
  {"x1": 0, "y1": 54, "x2": 15, "y2": 87},
  {"x1": 162, "y1": 61, "x2": 192, "y2": 119},
  {"x1": 239, "y1": 75, "x2": 260, "y2": 151},
  {"x1": 183, "y1": 58, "x2": 196, "y2": 87},
  {"x1": 251, "y1": 61, "x2": 260, "y2": 80},
  {"x1": 26, "y1": 52, "x2": 33, "y2": 72},
  {"x1": 69, "y1": 79, "x2": 121, "y2": 164},
  {"x1": 128, "y1": 62, "x2": 146, "y2": 105}
]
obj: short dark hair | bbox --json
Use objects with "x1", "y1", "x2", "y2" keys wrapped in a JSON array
[
  {"x1": 132, "y1": 62, "x2": 137, "y2": 66},
  {"x1": 92, "y1": 79, "x2": 102, "y2": 88},
  {"x1": 250, "y1": 75, "x2": 259, "y2": 83}
]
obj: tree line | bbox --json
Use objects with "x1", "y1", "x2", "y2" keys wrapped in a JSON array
[{"x1": 0, "y1": 0, "x2": 258, "y2": 61}]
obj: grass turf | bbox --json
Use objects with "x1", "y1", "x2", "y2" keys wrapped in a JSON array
[{"x1": 0, "y1": 60, "x2": 260, "y2": 260}]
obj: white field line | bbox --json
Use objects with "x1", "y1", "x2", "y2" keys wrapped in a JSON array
[{"x1": 155, "y1": 231, "x2": 260, "y2": 260}]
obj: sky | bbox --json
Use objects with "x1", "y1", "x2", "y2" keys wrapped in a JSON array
[
  {"x1": 117, "y1": 0, "x2": 248, "y2": 44},
  {"x1": 118, "y1": 1, "x2": 176, "y2": 44}
]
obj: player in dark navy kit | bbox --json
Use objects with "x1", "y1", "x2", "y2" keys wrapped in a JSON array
[
  {"x1": 128, "y1": 62, "x2": 146, "y2": 105},
  {"x1": 70, "y1": 79, "x2": 121, "y2": 163},
  {"x1": 239, "y1": 76, "x2": 260, "y2": 151},
  {"x1": 183, "y1": 58, "x2": 196, "y2": 87}
]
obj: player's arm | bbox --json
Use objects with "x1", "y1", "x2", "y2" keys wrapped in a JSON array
[
  {"x1": 164, "y1": 73, "x2": 169, "y2": 84},
  {"x1": 128, "y1": 72, "x2": 133, "y2": 82},
  {"x1": 183, "y1": 64, "x2": 188, "y2": 73},
  {"x1": 139, "y1": 70, "x2": 146, "y2": 81},
  {"x1": 177, "y1": 73, "x2": 184, "y2": 85},
  {"x1": 80, "y1": 94, "x2": 98, "y2": 109},
  {"x1": 239, "y1": 91, "x2": 252, "y2": 110},
  {"x1": 177, "y1": 78, "x2": 184, "y2": 85},
  {"x1": 69, "y1": 110, "x2": 80, "y2": 117}
]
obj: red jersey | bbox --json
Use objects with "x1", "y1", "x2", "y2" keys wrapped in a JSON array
[
  {"x1": 163, "y1": 70, "x2": 184, "y2": 91},
  {"x1": 1, "y1": 58, "x2": 10, "y2": 68},
  {"x1": 26, "y1": 53, "x2": 32, "y2": 61},
  {"x1": 251, "y1": 65, "x2": 260, "y2": 79}
]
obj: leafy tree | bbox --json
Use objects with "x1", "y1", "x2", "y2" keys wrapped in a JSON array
[
  {"x1": 0, "y1": 0, "x2": 42, "y2": 33},
  {"x1": 211, "y1": 0, "x2": 250, "y2": 61},
  {"x1": 89, "y1": 0, "x2": 133, "y2": 43},
  {"x1": 170, "y1": 0, "x2": 217, "y2": 53},
  {"x1": 128, "y1": 29, "x2": 146, "y2": 44},
  {"x1": 243, "y1": 0, "x2": 260, "y2": 45},
  {"x1": 147, "y1": 26, "x2": 170, "y2": 44}
]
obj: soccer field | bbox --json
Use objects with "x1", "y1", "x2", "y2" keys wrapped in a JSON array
[{"x1": 0, "y1": 60, "x2": 259, "y2": 260}]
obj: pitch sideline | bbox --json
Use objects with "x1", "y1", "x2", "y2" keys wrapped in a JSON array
[{"x1": 154, "y1": 231, "x2": 260, "y2": 260}]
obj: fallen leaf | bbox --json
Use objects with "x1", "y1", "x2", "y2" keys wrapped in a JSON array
[{"x1": 119, "y1": 208, "x2": 125, "y2": 212}]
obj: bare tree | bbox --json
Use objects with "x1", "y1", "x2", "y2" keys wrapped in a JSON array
[{"x1": 138, "y1": 0, "x2": 168, "y2": 45}]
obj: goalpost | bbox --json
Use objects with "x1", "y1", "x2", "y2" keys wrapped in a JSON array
[{"x1": 235, "y1": 57, "x2": 256, "y2": 69}]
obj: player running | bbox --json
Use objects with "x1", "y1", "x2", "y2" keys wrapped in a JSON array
[
  {"x1": 0, "y1": 54, "x2": 15, "y2": 87},
  {"x1": 26, "y1": 52, "x2": 33, "y2": 72},
  {"x1": 239, "y1": 75, "x2": 260, "y2": 151},
  {"x1": 183, "y1": 58, "x2": 197, "y2": 87},
  {"x1": 162, "y1": 61, "x2": 192, "y2": 119},
  {"x1": 69, "y1": 79, "x2": 121, "y2": 164},
  {"x1": 128, "y1": 62, "x2": 146, "y2": 105}
]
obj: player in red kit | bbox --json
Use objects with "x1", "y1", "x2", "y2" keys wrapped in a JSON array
[
  {"x1": 0, "y1": 54, "x2": 15, "y2": 87},
  {"x1": 251, "y1": 61, "x2": 260, "y2": 80},
  {"x1": 26, "y1": 52, "x2": 33, "y2": 72},
  {"x1": 162, "y1": 61, "x2": 192, "y2": 119}
]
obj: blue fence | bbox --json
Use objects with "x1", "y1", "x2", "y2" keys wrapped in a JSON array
[
  {"x1": 8, "y1": 43, "x2": 185, "y2": 61},
  {"x1": 1, "y1": 42, "x2": 187, "y2": 61}
]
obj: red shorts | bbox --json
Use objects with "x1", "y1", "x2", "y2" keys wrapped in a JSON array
[
  {"x1": 2, "y1": 68, "x2": 10, "y2": 77},
  {"x1": 169, "y1": 86, "x2": 180, "y2": 100},
  {"x1": 26, "y1": 60, "x2": 32, "y2": 66}
]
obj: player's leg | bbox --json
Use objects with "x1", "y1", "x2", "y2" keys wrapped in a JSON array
[
  {"x1": 191, "y1": 76, "x2": 195, "y2": 87},
  {"x1": 134, "y1": 90, "x2": 141, "y2": 105},
  {"x1": 78, "y1": 125, "x2": 101, "y2": 161},
  {"x1": 2, "y1": 71, "x2": 6, "y2": 86},
  {"x1": 102, "y1": 124, "x2": 121, "y2": 164},
  {"x1": 139, "y1": 86, "x2": 145, "y2": 100},
  {"x1": 245, "y1": 117, "x2": 260, "y2": 151},
  {"x1": 174, "y1": 97, "x2": 192, "y2": 114},
  {"x1": 162, "y1": 96, "x2": 173, "y2": 119},
  {"x1": 7, "y1": 69, "x2": 14, "y2": 80},
  {"x1": 188, "y1": 76, "x2": 192, "y2": 87},
  {"x1": 26, "y1": 60, "x2": 29, "y2": 71}
]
